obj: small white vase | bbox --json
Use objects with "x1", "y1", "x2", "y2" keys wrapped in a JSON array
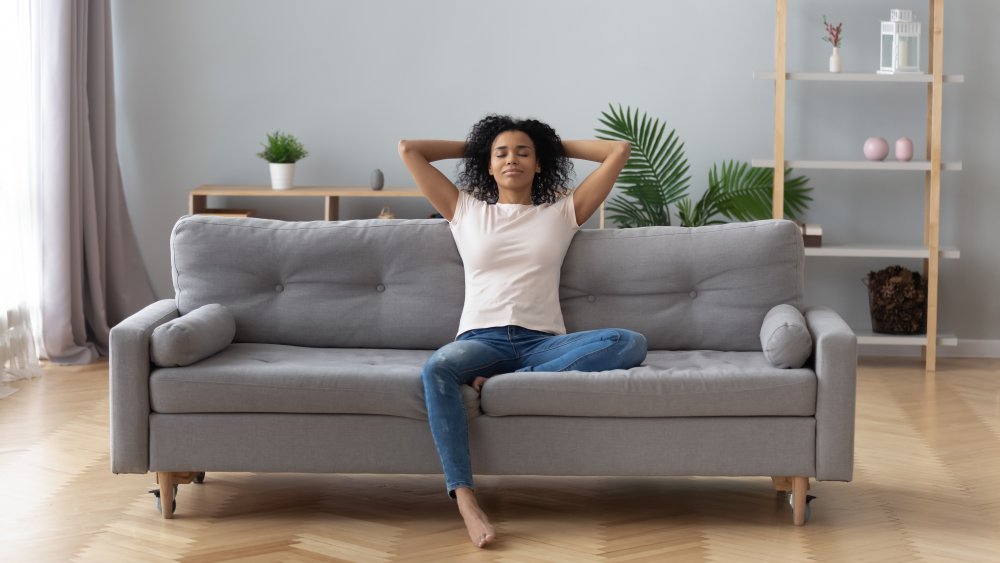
[
  {"x1": 829, "y1": 47, "x2": 842, "y2": 73},
  {"x1": 895, "y1": 137, "x2": 914, "y2": 162},
  {"x1": 269, "y1": 163, "x2": 295, "y2": 190}
]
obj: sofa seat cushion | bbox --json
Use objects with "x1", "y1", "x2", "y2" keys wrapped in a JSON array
[
  {"x1": 149, "y1": 343, "x2": 480, "y2": 420},
  {"x1": 480, "y1": 350, "x2": 816, "y2": 417}
]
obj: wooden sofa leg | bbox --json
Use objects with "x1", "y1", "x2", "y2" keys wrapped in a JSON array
[
  {"x1": 155, "y1": 471, "x2": 202, "y2": 519},
  {"x1": 157, "y1": 472, "x2": 176, "y2": 519},
  {"x1": 771, "y1": 476, "x2": 793, "y2": 493},
  {"x1": 792, "y1": 476, "x2": 809, "y2": 526}
]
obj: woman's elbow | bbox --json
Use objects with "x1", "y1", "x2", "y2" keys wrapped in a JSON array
[
  {"x1": 397, "y1": 139, "x2": 410, "y2": 156},
  {"x1": 616, "y1": 141, "x2": 632, "y2": 158}
]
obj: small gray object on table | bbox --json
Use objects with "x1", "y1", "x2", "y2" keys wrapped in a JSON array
[{"x1": 370, "y1": 168, "x2": 384, "y2": 190}]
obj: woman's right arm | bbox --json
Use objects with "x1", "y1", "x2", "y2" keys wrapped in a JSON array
[{"x1": 397, "y1": 140, "x2": 464, "y2": 221}]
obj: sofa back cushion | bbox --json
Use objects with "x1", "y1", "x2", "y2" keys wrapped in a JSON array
[
  {"x1": 171, "y1": 216, "x2": 803, "y2": 351},
  {"x1": 171, "y1": 216, "x2": 466, "y2": 349},
  {"x1": 559, "y1": 220, "x2": 804, "y2": 351}
]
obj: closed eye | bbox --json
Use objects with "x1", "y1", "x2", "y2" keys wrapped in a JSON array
[{"x1": 494, "y1": 145, "x2": 533, "y2": 157}]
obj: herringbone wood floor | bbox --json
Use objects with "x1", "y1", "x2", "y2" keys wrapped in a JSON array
[{"x1": 1, "y1": 357, "x2": 998, "y2": 562}]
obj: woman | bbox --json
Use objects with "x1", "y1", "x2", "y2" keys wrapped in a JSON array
[{"x1": 398, "y1": 115, "x2": 647, "y2": 548}]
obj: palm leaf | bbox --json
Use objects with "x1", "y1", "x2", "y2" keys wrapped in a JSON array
[
  {"x1": 681, "y1": 161, "x2": 813, "y2": 226},
  {"x1": 676, "y1": 181, "x2": 729, "y2": 227},
  {"x1": 596, "y1": 104, "x2": 691, "y2": 226}
]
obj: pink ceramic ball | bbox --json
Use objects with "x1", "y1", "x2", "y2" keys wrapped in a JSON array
[
  {"x1": 895, "y1": 137, "x2": 914, "y2": 161},
  {"x1": 864, "y1": 137, "x2": 890, "y2": 161}
]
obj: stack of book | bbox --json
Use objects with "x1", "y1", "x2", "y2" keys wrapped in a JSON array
[{"x1": 798, "y1": 223, "x2": 822, "y2": 247}]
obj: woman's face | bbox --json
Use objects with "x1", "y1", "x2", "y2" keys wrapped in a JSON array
[{"x1": 488, "y1": 130, "x2": 541, "y2": 196}]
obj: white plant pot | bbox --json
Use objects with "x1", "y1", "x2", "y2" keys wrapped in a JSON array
[{"x1": 269, "y1": 163, "x2": 295, "y2": 190}]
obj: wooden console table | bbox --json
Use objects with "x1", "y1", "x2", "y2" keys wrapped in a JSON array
[
  {"x1": 189, "y1": 185, "x2": 426, "y2": 221},
  {"x1": 189, "y1": 184, "x2": 606, "y2": 226}
]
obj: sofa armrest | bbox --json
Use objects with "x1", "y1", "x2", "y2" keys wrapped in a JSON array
[
  {"x1": 109, "y1": 298, "x2": 179, "y2": 474},
  {"x1": 805, "y1": 306, "x2": 858, "y2": 482}
]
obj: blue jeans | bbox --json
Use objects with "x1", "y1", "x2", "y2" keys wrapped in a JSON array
[{"x1": 421, "y1": 325, "x2": 648, "y2": 497}]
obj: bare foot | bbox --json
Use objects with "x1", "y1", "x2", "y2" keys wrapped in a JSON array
[
  {"x1": 472, "y1": 376, "x2": 488, "y2": 393},
  {"x1": 454, "y1": 488, "x2": 496, "y2": 548}
]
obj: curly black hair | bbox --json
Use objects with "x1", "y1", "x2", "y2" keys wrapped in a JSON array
[{"x1": 456, "y1": 115, "x2": 574, "y2": 205}]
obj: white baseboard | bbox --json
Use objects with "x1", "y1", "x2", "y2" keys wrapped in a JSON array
[{"x1": 859, "y1": 339, "x2": 1000, "y2": 358}]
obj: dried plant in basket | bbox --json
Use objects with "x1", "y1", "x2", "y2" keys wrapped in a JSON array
[{"x1": 866, "y1": 265, "x2": 927, "y2": 334}]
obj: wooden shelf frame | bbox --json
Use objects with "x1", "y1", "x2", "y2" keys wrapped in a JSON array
[
  {"x1": 189, "y1": 185, "x2": 427, "y2": 221},
  {"x1": 766, "y1": 0, "x2": 954, "y2": 371}
]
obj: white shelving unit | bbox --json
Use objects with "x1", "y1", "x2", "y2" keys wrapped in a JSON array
[
  {"x1": 753, "y1": 71, "x2": 963, "y2": 83},
  {"x1": 751, "y1": 159, "x2": 961, "y2": 171},
  {"x1": 759, "y1": 0, "x2": 959, "y2": 369},
  {"x1": 804, "y1": 246, "x2": 959, "y2": 259},
  {"x1": 855, "y1": 330, "x2": 958, "y2": 347}
]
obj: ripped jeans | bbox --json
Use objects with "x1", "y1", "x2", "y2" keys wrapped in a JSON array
[{"x1": 421, "y1": 325, "x2": 648, "y2": 497}]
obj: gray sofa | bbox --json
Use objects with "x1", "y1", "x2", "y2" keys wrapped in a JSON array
[{"x1": 110, "y1": 216, "x2": 857, "y2": 525}]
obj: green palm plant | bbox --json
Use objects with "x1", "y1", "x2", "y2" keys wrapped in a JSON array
[
  {"x1": 596, "y1": 104, "x2": 813, "y2": 227},
  {"x1": 677, "y1": 161, "x2": 812, "y2": 226}
]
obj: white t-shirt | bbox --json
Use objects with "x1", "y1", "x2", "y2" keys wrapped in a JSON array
[{"x1": 449, "y1": 190, "x2": 581, "y2": 336}]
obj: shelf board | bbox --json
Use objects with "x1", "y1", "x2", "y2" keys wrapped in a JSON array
[
  {"x1": 192, "y1": 185, "x2": 425, "y2": 197},
  {"x1": 754, "y1": 71, "x2": 964, "y2": 83},
  {"x1": 855, "y1": 330, "x2": 958, "y2": 347},
  {"x1": 751, "y1": 159, "x2": 962, "y2": 171},
  {"x1": 805, "y1": 245, "x2": 960, "y2": 259}
]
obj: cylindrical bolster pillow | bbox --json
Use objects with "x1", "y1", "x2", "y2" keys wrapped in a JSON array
[
  {"x1": 150, "y1": 303, "x2": 235, "y2": 367},
  {"x1": 759, "y1": 304, "x2": 813, "y2": 368}
]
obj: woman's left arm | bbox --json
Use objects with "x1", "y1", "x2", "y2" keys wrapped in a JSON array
[{"x1": 562, "y1": 140, "x2": 631, "y2": 226}]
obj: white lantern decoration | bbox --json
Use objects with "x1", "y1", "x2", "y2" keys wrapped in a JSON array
[{"x1": 878, "y1": 9, "x2": 921, "y2": 74}]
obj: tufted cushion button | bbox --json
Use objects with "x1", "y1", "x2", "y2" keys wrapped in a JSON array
[
  {"x1": 587, "y1": 295, "x2": 596, "y2": 303},
  {"x1": 376, "y1": 283, "x2": 386, "y2": 293},
  {"x1": 689, "y1": 290, "x2": 698, "y2": 299},
  {"x1": 274, "y1": 284, "x2": 284, "y2": 293}
]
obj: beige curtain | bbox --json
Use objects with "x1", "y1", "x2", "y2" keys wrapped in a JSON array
[{"x1": 39, "y1": 0, "x2": 154, "y2": 363}]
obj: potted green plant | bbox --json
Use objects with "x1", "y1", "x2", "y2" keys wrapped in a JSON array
[{"x1": 256, "y1": 130, "x2": 308, "y2": 190}]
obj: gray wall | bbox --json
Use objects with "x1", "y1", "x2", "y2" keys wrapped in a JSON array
[{"x1": 111, "y1": 0, "x2": 999, "y2": 342}]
